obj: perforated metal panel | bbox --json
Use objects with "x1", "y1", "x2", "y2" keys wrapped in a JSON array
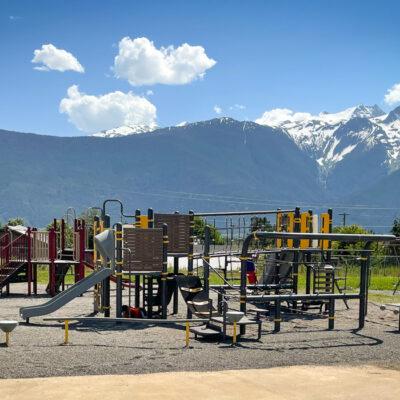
[
  {"x1": 123, "y1": 227, "x2": 164, "y2": 272},
  {"x1": 154, "y1": 213, "x2": 190, "y2": 254}
]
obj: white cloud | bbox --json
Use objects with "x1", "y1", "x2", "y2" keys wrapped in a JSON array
[
  {"x1": 113, "y1": 37, "x2": 216, "y2": 86},
  {"x1": 230, "y1": 104, "x2": 246, "y2": 110},
  {"x1": 32, "y1": 44, "x2": 84, "y2": 73},
  {"x1": 59, "y1": 85, "x2": 157, "y2": 133},
  {"x1": 384, "y1": 83, "x2": 400, "y2": 105},
  {"x1": 146, "y1": 90, "x2": 154, "y2": 96},
  {"x1": 214, "y1": 105, "x2": 222, "y2": 115},
  {"x1": 255, "y1": 108, "x2": 312, "y2": 127}
]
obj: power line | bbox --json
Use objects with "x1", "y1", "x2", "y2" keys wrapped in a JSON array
[{"x1": 338, "y1": 212, "x2": 350, "y2": 226}]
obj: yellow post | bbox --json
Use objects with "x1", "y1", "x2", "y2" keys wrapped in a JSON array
[
  {"x1": 139, "y1": 215, "x2": 149, "y2": 229},
  {"x1": 320, "y1": 213, "x2": 329, "y2": 250},
  {"x1": 5, "y1": 332, "x2": 10, "y2": 347},
  {"x1": 232, "y1": 321, "x2": 237, "y2": 345},
  {"x1": 64, "y1": 320, "x2": 69, "y2": 345},
  {"x1": 185, "y1": 322, "x2": 190, "y2": 347}
]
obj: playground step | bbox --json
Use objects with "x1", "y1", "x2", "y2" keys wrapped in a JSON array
[
  {"x1": 0, "y1": 262, "x2": 27, "y2": 289},
  {"x1": 190, "y1": 324, "x2": 221, "y2": 337},
  {"x1": 211, "y1": 315, "x2": 260, "y2": 326}
]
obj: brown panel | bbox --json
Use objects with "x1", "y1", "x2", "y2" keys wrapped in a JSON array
[
  {"x1": 154, "y1": 213, "x2": 190, "y2": 254},
  {"x1": 123, "y1": 227, "x2": 164, "y2": 272}
]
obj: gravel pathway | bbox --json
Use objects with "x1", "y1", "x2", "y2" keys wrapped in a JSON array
[{"x1": 0, "y1": 283, "x2": 399, "y2": 379}]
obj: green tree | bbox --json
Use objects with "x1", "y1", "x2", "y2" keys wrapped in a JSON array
[
  {"x1": 391, "y1": 218, "x2": 400, "y2": 237},
  {"x1": 332, "y1": 224, "x2": 384, "y2": 253},
  {"x1": 46, "y1": 220, "x2": 74, "y2": 248},
  {"x1": 79, "y1": 208, "x2": 102, "y2": 249},
  {"x1": 250, "y1": 216, "x2": 274, "y2": 232},
  {"x1": 193, "y1": 217, "x2": 224, "y2": 245},
  {"x1": 7, "y1": 217, "x2": 25, "y2": 226}
]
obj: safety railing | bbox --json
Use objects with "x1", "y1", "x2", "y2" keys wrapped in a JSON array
[
  {"x1": 73, "y1": 232, "x2": 80, "y2": 262},
  {"x1": 0, "y1": 234, "x2": 28, "y2": 268},
  {"x1": 31, "y1": 231, "x2": 50, "y2": 262}
]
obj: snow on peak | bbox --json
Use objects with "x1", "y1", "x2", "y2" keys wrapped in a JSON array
[
  {"x1": 93, "y1": 124, "x2": 157, "y2": 138},
  {"x1": 256, "y1": 104, "x2": 398, "y2": 174},
  {"x1": 351, "y1": 104, "x2": 384, "y2": 119},
  {"x1": 176, "y1": 121, "x2": 188, "y2": 127},
  {"x1": 256, "y1": 104, "x2": 384, "y2": 130},
  {"x1": 383, "y1": 105, "x2": 400, "y2": 124}
]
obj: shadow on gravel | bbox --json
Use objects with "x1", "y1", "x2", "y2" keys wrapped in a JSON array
[{"x1": 232, "y1": 330, "x2": 383, "y2": 352}]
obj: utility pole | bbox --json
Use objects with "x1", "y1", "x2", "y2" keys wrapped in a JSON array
[{"x1": 338, "y1": 212, "x2": 349, "y2": 227}]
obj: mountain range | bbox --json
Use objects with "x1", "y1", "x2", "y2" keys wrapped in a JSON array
[{"x1": 1, "y1": 105, "x2": 399, "y2": 230}]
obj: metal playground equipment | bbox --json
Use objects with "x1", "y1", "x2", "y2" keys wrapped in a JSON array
[{"x1": 9, "y1": 199, "x2": 398, "y2": 341}]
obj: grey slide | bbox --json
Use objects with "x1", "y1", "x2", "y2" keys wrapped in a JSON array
[{"x1": 20, "y1": 268, "x2": 112, "y2": 320}]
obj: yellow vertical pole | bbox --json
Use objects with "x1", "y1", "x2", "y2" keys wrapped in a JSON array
[
  {"x1": 233, "y1": 321, "x2": 237, "y2": 345},
  {"x1": 5, "y1": 332, "x2": 10, "y2": 347},
  {"x1": 64, "y1": 320, "x2": 69, "y2": 345},
  {"x1": 139, "y1": 215, "x2": 149, "y2": 229},
  {"x1": 185, "y1": 322, "x2": 190, "y2": 347},
  {"x1": 320, "y1": 213, "x2": 329, "y2": 250}
]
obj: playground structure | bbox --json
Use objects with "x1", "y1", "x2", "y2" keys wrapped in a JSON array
[
  {"x1": 0, "y1": 219, "x2": 87, "y2": 297},
  {"x1": 0, "y1": 199, "x2": 397, "y2": 341}
]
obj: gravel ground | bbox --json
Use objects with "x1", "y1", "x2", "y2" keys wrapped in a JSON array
[{"x1": 0, "y1": 283, "x2": 399, "y2": 379}]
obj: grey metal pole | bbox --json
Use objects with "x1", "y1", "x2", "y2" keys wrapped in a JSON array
[
  {"x1": 173, "y1": 256, "x2": 179, "y2": 314},
  {"x1": 103, "y1": 214, "x2": 111, "y2": 318},
  {"x1": 162, "y1": 223, "x2": 168, "y2": 319},
  {"x1": 292, "y1": 207, "x2": 301, "y2": 295},
  {"x1": 187, "y1": 211, "x2": 194, "y2": 318},
  {"x1": 239, "y1": 251, "x2": 247, "y2": 336},
  {"x1": 115, "y1": 223, "x2": 123, "y2": 318},
  {"x1": 203, "y1": 225, "x2": 211, "y2": 298},
  {"x1": 173, "y1": 211, "x2": 180, "y2": 315},
  {"x1": 358, "y1": 243, "x2": 371, "y2": 330},
  {"x1": 134, "y1": 209, "x2": 141, "y2": 308}
]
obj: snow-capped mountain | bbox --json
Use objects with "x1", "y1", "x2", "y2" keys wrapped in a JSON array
[
  {"x1": 256, "y1": 104, "x2": 400, "y2": 178},
  {"x1": 93, "y1": 124, "x2": 157, "y2": 138}
]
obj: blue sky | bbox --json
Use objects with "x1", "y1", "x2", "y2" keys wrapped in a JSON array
[{"x1": 1, "y1": 0, "x2": 400, "y2": 136}]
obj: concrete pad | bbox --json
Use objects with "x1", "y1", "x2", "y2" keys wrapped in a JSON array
[{"x1": 1, "y1": 365, "x2": 400, "y2": 400}]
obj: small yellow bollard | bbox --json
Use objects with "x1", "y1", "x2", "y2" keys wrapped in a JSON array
[
  {"x1": 63, "y1": 320, "x2": 69, "y2": 345},
  {"x1": 185, "y1": 322, "x2": 190, "y2": 348},
  {"x1": 5, "y1": 332, "x2": 10, "y2": 347},
  {"x1": 232, "y1": 321, "x2": 237, "y2": 346}
]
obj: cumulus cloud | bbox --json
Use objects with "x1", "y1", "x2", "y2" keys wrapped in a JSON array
[
  {"x1": 113, "y1": 37, "x2": 216, "y2": 86},
  {"x1": 255, "y1": 108, "x2": 312, "y2": 127},
  {"x1": 214, "y1": 105, "x2": 222, "y2": 115},
  {"x1": 384, "y1": 83, "x2": 400, "y2": 105},
  {"x1": 59, "y1": 85, "x2": 157, "y2": 133},
  {"x1": 32, "y1": 44, "x2": 84, "y2": 73}
]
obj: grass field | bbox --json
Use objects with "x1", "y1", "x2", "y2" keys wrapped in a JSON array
[{"x1": 35, "y1": 263, "x2": 400, "y2": 304}]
